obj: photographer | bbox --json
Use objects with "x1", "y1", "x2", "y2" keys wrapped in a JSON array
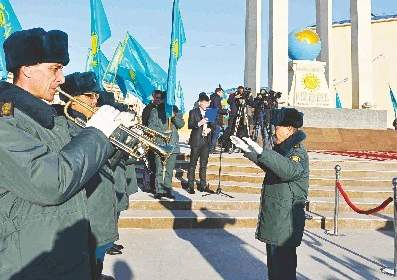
[
  {"x1": 209, "y1": 86, "x2": 228, "y2": 152},
  {"x1": 224, "y1": 86, "x2": 250, "y2": 152},
  {"x1": 249, "y1": 89, "x2": 282, "y2": 148}
]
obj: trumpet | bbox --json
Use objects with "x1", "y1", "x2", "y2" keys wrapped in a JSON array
[
  {"x1": 57, "y1": 89, "x2": 174, "y2": 163},
  {"x1": 135, "y1": 123, "x2": 172, "y2": 144}
]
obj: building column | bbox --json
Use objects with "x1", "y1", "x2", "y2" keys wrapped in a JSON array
[
  {"x1": 268, "y1": 0, "x2": 288, "y2": 103},
  {"x1": 244, "y1": 0, "x2": 262, "y2": 96},
  {"x1": 351, "y1": 0, "x2": 373, "y2": 109},
  {"x1": 316, "y1": 0, "x2": 332, "y2": 86}
]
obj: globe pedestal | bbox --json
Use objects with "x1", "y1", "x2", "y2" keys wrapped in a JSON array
[{"x1": 288, "y1": 60, "x2": 331, "y2": 108}]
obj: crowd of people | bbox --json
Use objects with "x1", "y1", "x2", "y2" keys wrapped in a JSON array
[{"x1": 0, "y1": 27, "x2": 310, "y2": 280}]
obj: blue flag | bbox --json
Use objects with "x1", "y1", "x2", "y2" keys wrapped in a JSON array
[
  {"x1": 336, "y1": 92, "x2": 342, "y2": 109},
  {"x1": 166, "y1": 0, "x2": 186, "y2": 117},
  {"x1": 87, "y1": 0, "x2": 111, "y2": 88},
  {"x1": 104, "y1": 33, "x2": 168, "y2": 104},
  {"x1": 126, "y1": 33, "x2": 168, "y2": 91},
  {"x1": 175, "y1": 81, "x2": 185, "y2": 113},
  {"x1": 389, "y1": 86, "x2": 397, "y2": 118},
  {"x1": 0, "y1": 0, "x2": 22, "y2": 80}
]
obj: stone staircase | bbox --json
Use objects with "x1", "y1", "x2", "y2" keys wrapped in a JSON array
[{"x1": 119, "y1": 152, "x2": 397, "y2": 231}]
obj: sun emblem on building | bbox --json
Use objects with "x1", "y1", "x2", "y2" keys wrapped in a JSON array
[
  {"x1": 302, "y1": 73, "x2": 320, "y2": 91},
  {"x1": 171, "y1": 39, "x2": 179, "y2": 58}
]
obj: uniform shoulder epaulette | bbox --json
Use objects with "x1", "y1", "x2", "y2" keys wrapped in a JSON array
[
  {"x1": 293, "y1": 143, "x2": 301, "y2": 148},
  {"x1": 0, "y1": 101, "x2": 14, "y2": 118}
]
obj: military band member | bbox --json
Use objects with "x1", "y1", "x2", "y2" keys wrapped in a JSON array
[
  {"x1": 148, "y1": 91, "x2": 185, "y2": 199},
  {"x1": 59, "y1": 72, "x2": 134, "y2": 280},
  {"x1": 232, "y1": 107, "x2": 308, "y2": 280},
  {"x1": 0, "y1": 28, "x2": 131, "y2": 279}
]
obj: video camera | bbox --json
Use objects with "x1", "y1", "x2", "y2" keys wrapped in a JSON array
[{"x1": 257, "y1": 89, "x2": 282, "y2": 109}]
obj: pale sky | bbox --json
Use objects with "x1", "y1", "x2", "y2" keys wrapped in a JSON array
[{"x1": 10, "y1": 0, "x2": 397, "y2": 108}]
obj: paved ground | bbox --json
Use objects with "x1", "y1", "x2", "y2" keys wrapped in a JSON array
[{"x1": 103, "y1": 228, "x2": 394, "y2": 280}]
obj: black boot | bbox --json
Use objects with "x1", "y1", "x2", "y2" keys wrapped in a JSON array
[{"x1": 96, "y1": 261, "x2": 115, "y2": 280}]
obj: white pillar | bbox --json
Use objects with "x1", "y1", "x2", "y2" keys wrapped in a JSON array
[
  {"x1": 350, "y1": 0, "x2": 373, "y2": 109},
  {"x1": 316, "y1": 0, "x2": 332, "y2": 87},
  {"x1": 268, "y1": 0, "x2": 288, "y2": 103},
  {"x1": 244, "y1": 0, "x2": 262, "y2": 96}
]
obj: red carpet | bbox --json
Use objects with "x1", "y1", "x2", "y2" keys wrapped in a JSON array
[{"x1": 313, "y1": 150, "x2": 397, "y2": 161}]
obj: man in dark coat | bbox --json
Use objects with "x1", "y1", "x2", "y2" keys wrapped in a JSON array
[
  {"x1": 209, "y1": 86, "x2": 228, "y2": 152},
  {"x1": 0, "y1": 28, "x2": 130, "y2": 279},
  {"x1": 186, "y1": 92, "x2": 212, "y2": 194},
  {"x1": 231, "y1": 107, "x2": 309, "y2": 280}
]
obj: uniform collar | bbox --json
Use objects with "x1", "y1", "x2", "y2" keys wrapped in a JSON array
[
  {"x1": 0, "y1": 81, "x2": 57, "y2": 129},
  {"x1": 274, "y1": 130, "x2": 306, "y2": 156}
]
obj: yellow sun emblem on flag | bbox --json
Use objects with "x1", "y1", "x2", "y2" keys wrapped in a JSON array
[
  {"x1": 302, "y1": 73, "x2": 320, "y2": 91},
  {"x1": 91, "y1": 33, "x2": 99, "y2": 55},
  {"x1": 0, "y1": 4, "x2": 6, "y2": 27},
  {"x1": 129, "y1": 69, "x2": 136, "y2": 81},
  {"x1": 171, "y1": 39, "x2": 179, "y2": 58}
]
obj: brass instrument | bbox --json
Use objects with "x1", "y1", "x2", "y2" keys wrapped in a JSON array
[
  {"x1": 58, "y1": 89, "x2": 174, "y2": 163},
  {"x1": 135, "y1": 123, "x2": 172, "y2": 144}
]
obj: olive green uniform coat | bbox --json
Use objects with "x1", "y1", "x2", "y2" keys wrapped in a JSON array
[
  {"x1": 254, "y1": 131, "x2": 309, "y2": 247},
  {"x1": 66, "y1": 111, "x2": 120, "y2": 247},
  {"x1": 0, "y1": 82, "x2": 113, "y2": 279},
  {"x1": 148, "y1": 105, "x2": 185, "y2": 193}
]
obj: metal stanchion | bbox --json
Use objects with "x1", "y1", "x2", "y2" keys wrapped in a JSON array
[
  {"x1": 382, "y1": 177, "x2": 397, "y2": 277},
  {"x1": 327, "y1": 165, "x2": 341, "y2": 236}
]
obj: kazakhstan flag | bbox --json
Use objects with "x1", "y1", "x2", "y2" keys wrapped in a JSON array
[
  {"x1": 175, "y1": 81, "x2": 185, "y2": 113},
  {"x1": 104, "y1": 33, "x2": 168, "y2": 104},
  {"x1": 87, "y1": 0, "x2": 111, "y2": 88},
  {"x1": 166, "y1": 0, "x2": 186, "y2": 117},
  {"x1": 104, "y1": 35, "x2": 155, "y2": 104},
  {"x1": 0, "y1": 0, "x2": 22, "y2": 80}
]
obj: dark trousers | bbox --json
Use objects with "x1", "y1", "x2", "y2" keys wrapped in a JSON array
[
  {"x1": 266, "y1": 244, "x2": 297, "y2": 280},
  {"x1": 210, "y1": 125, "x2": 221, "y2": 151},
  {"x1": 187, "y1": 143, "x2": 209, "y2": 188}
]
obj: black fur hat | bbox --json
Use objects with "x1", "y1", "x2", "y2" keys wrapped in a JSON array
[
  {"x1": 198, "y1": 92, "x2": 209, "y2": 102},
  {"x1": 59, "y1": 72, "x2": 100, "y2": 102},
  {"x1": 271, "y1": 107, "x2": 304, "y2": 128},
  {"x1": 4, "y1": 28, "x2": 69, "y2": 72}
]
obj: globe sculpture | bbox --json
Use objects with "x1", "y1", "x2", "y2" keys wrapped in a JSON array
[{"x1": 288, "y1": 29, "x2": 321, "y2": 60}]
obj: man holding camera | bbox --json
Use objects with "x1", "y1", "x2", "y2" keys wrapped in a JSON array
[
  {"x1": 209, "y1": 86, "x2": 228, "y2": 153},
  {"x1": 231, "y1": 107, "x2": 309, "y2": 280}
]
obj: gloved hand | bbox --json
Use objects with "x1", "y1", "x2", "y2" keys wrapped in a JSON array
[
  {"x1": 116, "y1": 111, "x2": 137, "y2": 128},
  {"x1": 86, "y1": 105, "x2": 121, "y2": 137},
  {"x1": 243, "y1": 137, "x2": 263, "y2": 154},
  {"x1": 230, "y1": 136, "x2": 252, "y2": 153}
]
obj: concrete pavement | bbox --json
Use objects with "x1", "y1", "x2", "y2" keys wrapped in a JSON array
[{"x1": 103, "y1": 228, "x2": 394, "y2": 280}]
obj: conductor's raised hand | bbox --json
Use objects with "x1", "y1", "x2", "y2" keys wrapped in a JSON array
[
  {"x1": 243, "y1": 137, "x2": 263, "y2": 155},
  {"x1": 230, "y1": 136, "x2": 252, "y2": 153}
]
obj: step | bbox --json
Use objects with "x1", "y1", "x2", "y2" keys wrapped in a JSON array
[
  {"x1": 171, "y1": 179, "x2": 262, "y2": 194},
  {"x1": 129, "y1": 191, "x2": 260, "y2": 211},
  {"x1": 306, "y1": 197, "x2": 394, "y2": 214},
  {"x1": 118, "y1": 209, "x2": 393, "y2": 230},
  {"x1": 310, "y1": 169, "x2": 397, "y2": 180},
  {"x1": 172, "y1": 170, "x2": 392, "y2": 187},
  {"x1": 129, "y1": 190, "x2": 393, "y2": 214},
  {"x1": 309, "y1": 187, "x2": 392, "y2": 200}
]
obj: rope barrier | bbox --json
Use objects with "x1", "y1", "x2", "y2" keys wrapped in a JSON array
[{"x1": 336, "y1": 181, "x2": 393, "y2": 215}]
